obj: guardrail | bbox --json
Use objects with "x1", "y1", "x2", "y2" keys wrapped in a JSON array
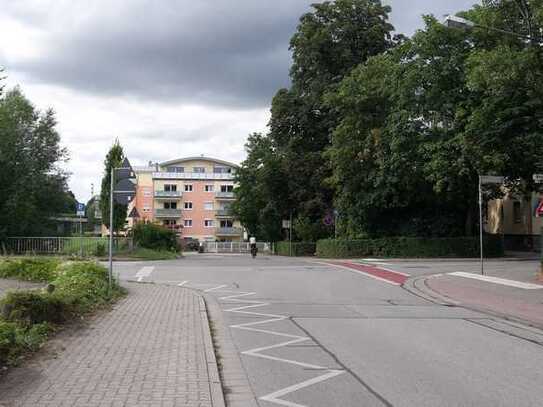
[
  {"x1": 215, "y1": 227, "x2": 242, "y2": 236},
  {"x1": 215, "y1": 191, "x2": 235, "y2": 199},
  {"x1": 1, "y1": 237, "x2": 132, "y2": 256},
  {"x1": 154, "y1": 190, "x2": 182, "y2": 198},
  {"x1": 155, "y1": 209, "x2": 183, "y2": 217},
  {"x1": 203, "y1": 242, "x2": 271, "y2": 254}
]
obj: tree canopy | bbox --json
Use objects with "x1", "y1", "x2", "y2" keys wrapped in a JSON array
[
  {"x1": 99, "y1": 140, "x2": 128, "y2": 233},
  {"x1": 0, "y1": 87, "x2": 73, "y2": 239}
]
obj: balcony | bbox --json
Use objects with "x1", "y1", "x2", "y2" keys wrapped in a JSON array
[
  {"x1": 215, "y1": 209, "x2": 233, "y2": 218},
  {"x1": 154, "y1": 190, "x2": 182, "y2": 199},
  {"x1": 215, "y1": 227, "x2": 242, "y2": 236},
  {"x1": 155, "y1": 209, "x2": 182, "y2": 218},
  {"x1": 153, "y1": 172, "x2": 235, "y2": 180},
  {"x1": 215, "y1": 191, "x2": 235, "y2": 200}
]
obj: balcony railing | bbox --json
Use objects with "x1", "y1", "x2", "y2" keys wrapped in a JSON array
[
  {"x1": 155, "y1": 209, "x2": 182, "y2": 218},
  {"x1": 153, "y1": 172, "x2": 235, "y2": 180},
  {"x1": 215, "y1": 191, "x2": 235, "y2": 199},
  {"x1": 215, "y1": 209, "x2": 233, "y2": 217},
  {"x1": 154, "y1": 190, "x2": 182, "y2": 198},
  {"x1": 215, "y1": 227, "x2": 242, "y2": 236}
]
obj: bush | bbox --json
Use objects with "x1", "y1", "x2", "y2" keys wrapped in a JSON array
[
  {"x1": 0, "y1": 321, "x2": 51, "y2": 367},
  {"x1": 0, "y1": 262, "x2": 118, "y2": 326},
  {"x1": 275, "y1": 242, "x2": 316, "y2": 257},
  {"x1": 1, "y1": 291, "x2": 68, "y2": 324},
  {"x1": 94, "y1": 243, "x2": 106, "y2": 257},
  {"x1": 0, "y1": 258, "x2": 60, "y2": 282},
  {"x1": 132, "y1": 222, "x2": 178, "y2": 251},
  {"x1": 316, "y1": 236, "x2": 504, "y2": 258}
]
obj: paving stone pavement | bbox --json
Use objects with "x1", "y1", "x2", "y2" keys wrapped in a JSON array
[{"x1": 0, "y1": 283, "x2": 224, "y2": 407}]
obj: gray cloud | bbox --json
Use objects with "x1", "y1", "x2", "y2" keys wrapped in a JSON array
[{"x1": 4, "y1": 1, "x2": 479, "y2": 109}]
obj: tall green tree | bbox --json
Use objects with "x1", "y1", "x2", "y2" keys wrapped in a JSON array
[
  {"x1": 236, "y1": 0, "x2": 397, "y2": 241},
  {"x1": 0, "y1": 87, "x2": 71, "y2": 239},
  {"x1": 99, "y1": 140, "x2": 127, "y2": 233},
  {"x1": 327, "y1": 1, "x2": 543, "y2": 237}
]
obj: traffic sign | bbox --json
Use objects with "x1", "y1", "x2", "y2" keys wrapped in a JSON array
[
  {"x1": 76, "y1": 202, "x2": 85, "y2": 217},
  {"x1": 536, "y1": 200, "x2": 543, "y2": 217},
  {"x1": 480, "y1": 175, "x2": 505, "y2": 185},
  {"x1": 533, "y1": 174, "x2": 543, "y2": 184}
]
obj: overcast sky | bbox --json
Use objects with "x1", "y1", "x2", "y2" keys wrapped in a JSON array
[{"x1": 0, "y1": 0, "x2": 478, "y2": 203}]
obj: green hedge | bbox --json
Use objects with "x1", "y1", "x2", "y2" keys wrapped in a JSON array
[
  {"x1": 316, "y1": 236, "x2": 504, "y2": 258},
  {"x1": 275, "y1": 242, "x2": 316, "y2": 257},
  {"x1": 132, "y1": 223, "x2": 178, "y2": 251}
]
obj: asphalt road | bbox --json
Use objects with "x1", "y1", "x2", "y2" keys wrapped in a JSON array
[{"x1": 114, "y1": 254, "x2": 543, "y2": 407}]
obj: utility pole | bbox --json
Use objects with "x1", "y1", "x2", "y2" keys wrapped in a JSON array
[{"x1": 108, "y1": 168, "x2": 114, "y2": 290}]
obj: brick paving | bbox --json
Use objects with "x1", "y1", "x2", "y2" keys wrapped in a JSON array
[{"x1": 0, "y1": 283, "x2": 224, "y2": 407}]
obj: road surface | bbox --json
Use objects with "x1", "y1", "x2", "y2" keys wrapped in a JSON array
[{"x1": 114, "y1": 254, "x2": 543, "y2": 407}]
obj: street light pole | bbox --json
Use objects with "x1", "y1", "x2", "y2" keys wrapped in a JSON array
[
  {"x1": 108, "y1": 168, "x2": 114, "y2": 290},
  {"x1": 479, "y1": 176, "x2": 484, "y2": 276}
]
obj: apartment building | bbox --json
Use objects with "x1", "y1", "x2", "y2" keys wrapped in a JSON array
[{"x1": 133, "y1": 156, "x2": 243, "y2": 242}]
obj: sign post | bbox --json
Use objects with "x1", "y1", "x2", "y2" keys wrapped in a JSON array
[
  {"x1": 534, "y1": 175, "x2": 543, "y2": 278},
  {"x1": 76, "y1": 202, "x2": 85, "y2": 257},
  {"x1": 479, "y1": 176, "x2": 505, "y2": 276}
]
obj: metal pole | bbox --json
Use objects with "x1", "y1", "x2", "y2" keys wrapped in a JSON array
[
  {"x1": 289, "y1": 211, "x2": 293, "y2": 257},
  {"x1": 479, "y1": 176, "x2": 484, "y2": 275},
  {"x1": 109, "y1": 168, "x2": 114, "y2": 289},
  {"x1": 79, "y1": 215, "x2": 83, "y2": 257}
]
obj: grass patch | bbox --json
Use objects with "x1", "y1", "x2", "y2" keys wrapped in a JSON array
[
  {"x1": 0, "y1": 258, "x2": 60, "y2": 282},
  {"x1": 0, "y1": 260, "x2": 124, "y2": 369},
  {"x1": 114, "y1": 247, "x2": 179, "y2": 260}
]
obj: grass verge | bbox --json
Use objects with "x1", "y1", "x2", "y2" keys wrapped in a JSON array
[{"x1": 0, "y1": 258, "x2": 125, "y2": 369}]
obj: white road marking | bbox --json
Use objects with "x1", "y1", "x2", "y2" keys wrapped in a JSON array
[
  {"x1": 178, "y1": 280, "x2": 189, "y2": 287},
  {"x1": 216, "y1": 289, "x2": 345, "y2": 406},
  {"x1": 449, "y1": 272, "x2": 543, "y2": 290},
  {"x1": 260, "y1": 370, "x2": 344, "y2": 407},
  {"x1": 204, "y1": 284, "x2": 228, "y2": 292},
  {"x1": 135, "y1": 266, "x2": 154, "y2": 282}
]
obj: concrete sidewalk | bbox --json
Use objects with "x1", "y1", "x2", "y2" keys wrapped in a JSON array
[{"x1": 0, "y1": 283, "x2": 224, "y2": 407}]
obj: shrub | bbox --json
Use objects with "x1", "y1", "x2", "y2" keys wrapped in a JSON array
[
  {"x1": 0, "y1": 258, "x2": 60, "y2": 282},
  {"x1": 316, "y1": 236, "x2": 504, "y2": 258},
  {"x1": 275, "y1": 242, "x2": 316, "y2": 257},
  {"x1": 132, "y1": 222, "x2": 178, "y2": 251},
  {"x1": 0, "y1": 321, "x2": 17, "y2": 365},
  {"x1": 0, "y1": 321, "x2": 51, "y2": 367},
  {"x1": 1, "y1": 291, "x2": 69, "y2": 324},
  {"x1": 94, "y1": 243, "x2": 106, "y2": 257}
]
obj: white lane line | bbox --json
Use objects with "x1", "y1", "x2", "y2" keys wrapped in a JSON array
[
  {"x1": 449, "y1": 272, "x2": 543, "y2": 290},
  {"x1": 260, "y1": 369, "x2": 344, "y2": 407},
  {"x1": 178, "y1": 280, "x2": 189, "y2": 287},
  {"x1": 216, "y1": 289, "x2": 344, "y2": 406},
  {"x1": 135, "y1": 266, "x2": 154, "y2": 282},
  {"x1": 204, "y1": 284, "x2": 228, "y2": 292}
]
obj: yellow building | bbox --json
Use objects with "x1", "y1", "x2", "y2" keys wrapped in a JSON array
[{"x1": 485, "y1": 191, "x2": 542, "y2": 252}]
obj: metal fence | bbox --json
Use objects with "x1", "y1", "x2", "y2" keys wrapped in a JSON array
[
  {"x1": 1, "y1": 237, "x2": 132, "y2": 256},
  {"x1": 203, "y1": 241, "x2": 271, "y2": 254}
]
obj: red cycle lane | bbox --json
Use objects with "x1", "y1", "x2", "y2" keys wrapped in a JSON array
[{"x1": 328, "y1": 261, "x2": 409, "y2": 285}]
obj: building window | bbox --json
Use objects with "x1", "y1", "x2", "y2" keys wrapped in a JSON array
[
  {"x1": 214, "y1": 166, "x2": 232, "y2": 174},
  {"x1": 513, "y1": 201, "x2": 522, "y2": 224},
  {"x1": 164, "y1": 202, "x2": 177, "y2": 209},
  {"x1": 143, "y1": 206, "x2": 151, "y2": 213},
  {"x1": 184, "y1": 202, "x2": 193, "y2": 210},
  {"x1": 220, "y1": 220, "x2": 233, "y2": 228},
  {"x1": 204, "y1": 202, "x2": 213, "y2": 211},
  {"x1": 143, "y1": 188, "x2": 152, "y2": 197},
  {"x1": 220, "y1": 185, "x2": 234, "y2": 192},
  {"x1": 205, "y1": 185, "x2": 214, "y2": 192},
  {"x1": 204, "y1": 219, "x2": 214, "y2": 228},
  {"x1": 184, "y1": 219, "x2": 193, "y2": 227},
  {"x1": 184, "y1": 184, "x2": 193, "y2": 192},
  {"x1": 193, "y1": 167, "x2": 206, "y2": 173},
  {"x1": 163, "y1": 220, "x2": 177, "y2": 226},
  {"x1": 164, "y1": 184, "x2": 177, "y2": 192},
  {"x1": 167, "y1": 166, "x2": 184, "y2": 173}
]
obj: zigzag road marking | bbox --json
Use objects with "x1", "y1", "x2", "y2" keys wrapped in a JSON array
[{"x1": 217, "y1": 289, "x2": 345, "y2": 407}]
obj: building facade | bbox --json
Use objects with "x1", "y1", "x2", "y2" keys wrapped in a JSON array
[
  {"x1": 485, "y1": 191, "x2": 542, "y2": 252},
  {"x1": 133, "y1": 157, "x2": 242, "y2": 242}
]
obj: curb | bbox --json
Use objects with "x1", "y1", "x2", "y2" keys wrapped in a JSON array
[{"x1": 197, "y1": 295, "x2": 227, "y2": 407}]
